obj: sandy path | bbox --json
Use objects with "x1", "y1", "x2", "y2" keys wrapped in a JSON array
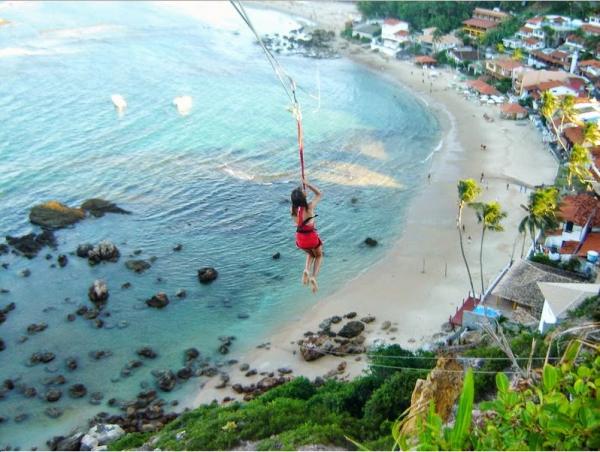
[{"x1": 185, "y1": 1, "x2": 558, "y2": 407}]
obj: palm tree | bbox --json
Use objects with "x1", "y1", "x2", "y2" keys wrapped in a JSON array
[
  {"x1": 519, "y1": 187, "x2": 560, "y2": 256},
  {"x1": 513, "y1": 48, "x2": 523, "y2": 61},
  {"x1": 432, "y1": 27, "x2": 443, "y2": 53},
  {"x1": 583, "y1": 122, "x2": 600, "y2": 147},
  {"x1": 470, "y1": 201, "x2": 507, "y2": 294},
  {"x1": 457, "y1": 179, "x2": 481, "y2": 296},
  {"x1": 558, "y1": 95, "x2": 577, "y2": 132},
  {"x1": 566, "y1": 143, "x2": 592, "y2": 190},
  {"x1": 541, "y1": 90, "x2": 568, "y2": 153}
]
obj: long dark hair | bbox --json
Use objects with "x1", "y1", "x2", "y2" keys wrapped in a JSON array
[{"x1": 290, "y1": 187, "x2": 308, "y2": 216}]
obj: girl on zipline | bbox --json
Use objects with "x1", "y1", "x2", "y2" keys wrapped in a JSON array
[{"x1": 291, "y1": 178, "x2": 323, "y2": 294}]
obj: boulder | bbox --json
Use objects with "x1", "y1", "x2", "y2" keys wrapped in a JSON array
[
  {"x1": 154, "y1": 370, "x2": 176, "y2": 392},
  {"x1": 57, "y1": 254, "x2": 68, "y2": 267},
  {"x1": 30, "y1": 351, "x2": 56, "y2": 364},
  {"x1": 298, "y1": 335, "x2": 335, "y2": 362},
  {"x1": 45, "y1": 389, "x2": 62, "y2": 402},
  {"x1": 88, "y1": 241, "x2": 120, "y2": 265},
  {"x1": 400, "y1": 357, "x2": 464, "y2": 438},
  {"x1": 198, "y1": 267, "x2": 218, "y2": 284},
  {"x1": 173, "y1": 244, "x2": 183, "y2": 252},
  {"x1": 0, "y1": 243, "x2": 8, "y2": 255},
  {"x1": 6, "y1": 231, "x2": 57, "y2": 258},
  {"x1": 175, "y1": 289, "x2": 187, "y2": 299},
  {"x1": 89, "y1": 392, "x2": 104, "y2": 405},
  {"x1": 43, "y1": 375, "x2": 66, "y2": 386},
  {"x1": 137, "y1": 347, "x2": 158, "y2": 359},
  {"x1": 344, "y1": 312, "x2": 357, "y2": 319},
  {"x1": 69, "y1": 383, "x2": 87, "y2": 398},
  {"x1": 176, "y1": 367, "x2": 192, "y2": 380},
  {"x1": 88, "y1": 280, "x2": 109, "y2": 306},
  {"x1": 364, "y1": 237, "x2": 378, "y2": 247},
  {"x1": 23, "y1": 386, "x2": 37, "y2": 398},
  {"x1": 89, "y1": 350, "x2": 112, "y2": 360},
  {"x1": 80, "y1": 199, "x2": 130, "y2": 217},
  {"x1": 0, "y1": 338, "x2": 4, "y2": 352},
  {"x1": 184, "y1": 348, "x2": 199, "y2": 362},
  {"x1": 337, "y1": 321, "x2": 365, "y2": 338},
  {"x1": 80, "y1": 424, "x2": 125, "y2": 451},
  {"x1": 125, "y1": 259, "x2": 151, "y2": 274},
  {"x1": 272, "y1": 252, "x2": 281, "y2": 260},
  {"x1": 27, "y1": 322, "x2": 48, "y2": 335},
  {"x1": 50, "y1": 432, "x2": 84, "y2": 451},
  {"x1": 20, "y1": 268, "x2": 31, "y2": 277},
  {"x1": 45, "y1": 407, "x2": 64, "y2": 419},
  {"x1": 361, "y1": 315, "x2": 376, "y2": 324},
  {"x1": 76, "y1": 243, "x2": 94, "y2": 258},
  {"x1": 29, "y1": 201, "x2": 85, "y2": 229},
  {"x1": 381, "y1": 321, "x2": 392, "y2": 330},
  {"x1": 146, "y1": 293, "x2": 169, "y2": 309}
]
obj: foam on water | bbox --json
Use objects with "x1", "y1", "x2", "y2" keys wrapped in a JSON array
[{"x1": 0, "y1": 1, "x2": 440, "y2": 448}]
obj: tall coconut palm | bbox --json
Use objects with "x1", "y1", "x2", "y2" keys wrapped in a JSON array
[
  {"x1": 470, "y1": 201, "x2": 507, "y2": 294},
  {"x1": 541, "y1": 90, "x2": 568, "y2": 152},
  {"x1": 583, "y1": 122, "x2": 600, "y2": 147},
  {"x1": 566, "y1": 143, "x2": 592, "y2": 189},
  {"x1": 457, "y1": 179, "x2": 481, "y2": 296},
  {"x1": 558, "y1": 95, "x2": 577, "y2": 131},
  {"x1": 519, "y1": 187, "x2": 560, "y2": 255}
]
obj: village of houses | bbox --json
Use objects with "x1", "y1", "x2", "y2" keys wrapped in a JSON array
[{"x1": 350, "y1": 7, "x2": 600, "y2": 336}]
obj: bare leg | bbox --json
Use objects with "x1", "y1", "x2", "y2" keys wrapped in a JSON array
[
  {"x1": 309, "y1": 246, "x2": 323, "y2": 294},
  {"x1": 302, "y1": 251, "x2": 313, "y2": 285}
]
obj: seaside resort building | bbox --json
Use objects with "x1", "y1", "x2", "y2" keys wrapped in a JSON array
[
  {"x1": 462, "y1": 7, "x2": 508, "y2": 38},
  {"x1": 380, "y1": 18, "x2": 409, "y2": 55}
]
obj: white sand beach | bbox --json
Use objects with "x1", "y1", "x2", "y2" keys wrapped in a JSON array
[{"x1": 189, "y1": 1, "x2": 559, "y2": 406}]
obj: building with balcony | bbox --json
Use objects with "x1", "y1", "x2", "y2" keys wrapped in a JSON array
[{"x1": 462, "y1": 7, "x2": 508, "y2": 38}]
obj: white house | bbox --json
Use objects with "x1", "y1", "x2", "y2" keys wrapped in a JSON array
[
  {"x1": 353, "y1": 23, "x2": 381, "y2": 41},
  {"x1": 537, "y1": 282, "x2": 599, "y2": 333},
  {"x1": 381, "y1": 18, "x2": 409, "y2": 52}
]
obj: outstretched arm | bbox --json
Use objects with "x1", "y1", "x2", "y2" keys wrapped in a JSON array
[{"x1": 303, "y1": 179, "x2": 322, "y2": 207}]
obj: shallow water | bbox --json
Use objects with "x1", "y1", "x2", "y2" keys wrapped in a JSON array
[{"x1": 0, "y1": 1, "x2": 440, "y2": 448}]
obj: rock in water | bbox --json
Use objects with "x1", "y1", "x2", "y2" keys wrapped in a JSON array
[
  {"x1": 80, "y1": 199, "x2": 130, "y2": 217},
  {"x1": 80, "y1": 424, "x2": 125, "y2": 450},
  {"x1": 364, "y1": 237, "x2": 378, "y2": 247},
  {"x1": 68, "y1": 384, "x2": 87, "y2": 398},
  {"x1": 154, "y1": 370, "x2": 176, "y2": 392},
  {"x1": 6, "y1": 231, "x2": 57, "y2": 258},
  {"x1": 88, "y1": 280, "x2": 109, "y2": 306},
  {"x1": 337, "y1": 321, "x2": 365, "y2": 338},
  {"x1": 76, "y1": 243, "x2": 93, "y2": 258},
  {"x1": 198, "y1": 267, "x2": 218, "y2": 284},
  {"x1": 57, "y1": 254, "x2": 68, "y2": 267},
  {"x1": 137, "y1": 347, "x2": 158, "y2": 359},
  {"x1": 146, "y1": 293, "x2": 169, "y2": 309},
  {"x1": 87, "y1": 241, "x2": 120, "y2": 265},
  {"x1": 45, "y1": 389, "x2": 62, "y2": 402},
  {"x1": 29, "y1": 201, "x2": 85, "y2": 229},
  {"x1": 125, "y1": 259, "x2": 151, "y2": 273}
]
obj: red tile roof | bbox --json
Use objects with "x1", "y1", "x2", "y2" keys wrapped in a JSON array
[
  {"x1": 501, "y1": 102, "x2": 527, "y2": 115},
  {"x1": 537, "y1": 80, "x2": 565, "y2": 91},
  {"x1": 560, "y1": 232, "x2": 600, "y2": 257},
  {"x1": 473, "y1": 7, "x2": 508, "y2": 19},
  {"x1": 567, "y1": 34, "x2": 585, "y2": 44},
  {"x1": 559, "y1": 194, "x2": 600, "y2": 227},
  {"x1": 523, "y1": 37, "x2": 542, "y2": 46},
  {"x1": 563, "y1": 126, "x2": 584, "y2": 146},
  {"x1": 394, "y1": 30, "x2": 409, "y2": 37},
  {"x1": 463, "y1": 18, "x2": 498, "y2": 30},
  {"x1": 527, "y1": 16, "x2": 544, "y2": 24},
  {"x1": 579, "y1": 59, "x2": 600, "y2": 68},
  {"x1": 384, "y1": 18, "x2": 402, "y2": 26},
  {"x1": 415, "y1": 55, "x2": 437, "y2": 65},
  {"x1": 492, "y1": 58, "x2": 523, "y2": 70},
  {"x1": 583, "y1": 23, "x2": 600, "y2": 35},
  {"x1": 520, "y1": 26, "x2": 534, "y2": 34},
  {"x1": 467, "y1": 79, "x2": 500, "y2": 95}
]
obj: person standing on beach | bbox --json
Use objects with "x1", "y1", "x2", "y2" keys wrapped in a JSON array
[{"x1": 291, "y1": 179, "x2": 323, "y2": 294}]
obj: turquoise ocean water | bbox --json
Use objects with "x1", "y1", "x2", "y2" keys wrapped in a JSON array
[{"x1": 0, "y1": 1, "x2": 440, "y2": 448}]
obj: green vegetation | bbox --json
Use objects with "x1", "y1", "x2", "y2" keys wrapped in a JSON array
[
  {"x1": 531, "y1": 253, "x2": 582, "y2": 273},
  {"x1": 109, "y1": 346, "x2": 436, "y2": 451},
  {"x1": 395, "y1": 344, "x2": 600, "y2": 450},
  {"x1": 518, "y1": 186, "x2": 560, "y2": 256},
  {"x1": 567, "y1": 295, "x2": 600, "y2": 320}
]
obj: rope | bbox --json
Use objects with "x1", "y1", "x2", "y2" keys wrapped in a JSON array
[{"x1": 229, "y1": 0, "x2": 306, "y2": 189}]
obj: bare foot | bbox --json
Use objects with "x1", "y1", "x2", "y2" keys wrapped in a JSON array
[
  {"x1": 302, "y1": 270, "x2": 310, "y2": 285},
  {"x1": 309, "y1": 277, "x2": 318, "y2": 294}
]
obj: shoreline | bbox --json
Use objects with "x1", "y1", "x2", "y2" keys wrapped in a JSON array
[{"x1": 189, "y1": 2, "x2": 559, "y2": 406}]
